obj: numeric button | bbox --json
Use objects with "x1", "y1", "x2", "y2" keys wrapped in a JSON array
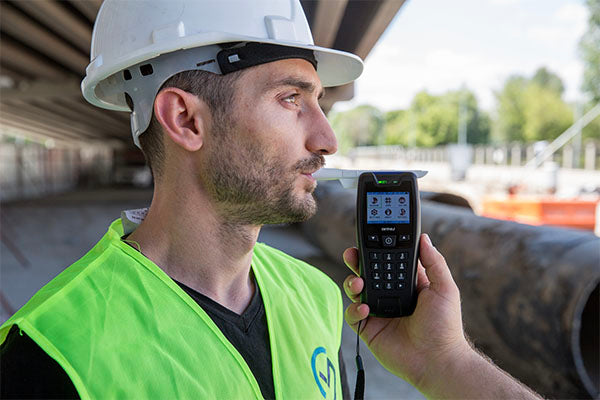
[
  {"x1": 369, "y1": 252, "x2": 381, "y2": 261},
  {"x1": 397, "y1": 252, "x2": 409, "y2": 261},
  {"x1": 371, "y1": 262, "x2": 381, "y2": 271}
]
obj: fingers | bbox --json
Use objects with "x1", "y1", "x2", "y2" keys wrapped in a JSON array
[
  {"x1": 416, "y1": 263, "x2": 430, "y2": 292},
  {"x1": 342, "y1": 247, "x2": 359, "y2": 275},
  {"x1": 344, "y1": 302, "x2": 370, "y2": 328},
  {"x1": 343, "y1": 274, "x2": 364, "y2": 302},
  {"x1": 419, "y1": 234, "x2": 456, "y2": 294}
]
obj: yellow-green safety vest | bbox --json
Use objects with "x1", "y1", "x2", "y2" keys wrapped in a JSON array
[{"x1": 0, "y1": 219, "x2": 344, "y2": 399}]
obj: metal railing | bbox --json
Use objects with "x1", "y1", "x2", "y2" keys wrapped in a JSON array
[{"x1": 348, "y1": 140, "x2": 600, "y2": 170}]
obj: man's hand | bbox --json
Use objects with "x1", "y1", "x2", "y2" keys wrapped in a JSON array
[
  {"x1": 343, "y1": 233, "x2": 469, "y2": 387},
  {"x1": 342, "y1": 233, "x2": 542, "y2": 399}
]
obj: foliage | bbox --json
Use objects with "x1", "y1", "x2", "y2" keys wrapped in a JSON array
[
  {"x1": 492, "y1": 68, "x2": 573, "y2": 143},
  {"x1": 328, "y1": 105, "x2": 385, "y2": 153},
  {"x1": 383, "y1": 89, "x2": 490, "y2": 147},
  {"x1": 531, "y1": 67, "x2": 564, "y2": 95},
  {"x1": 582, "y1": 103, "x2": 600, "y2": 141},
  {"x1": 330, "y1": 89, "x2": 490, "y2": 150},
  {"x1": 579, "y1": 0, "x2": 600, "y2": 102}
]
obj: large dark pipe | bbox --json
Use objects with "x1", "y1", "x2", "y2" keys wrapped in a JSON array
[{"x1": 301, "y1": 182, "x2": 600, "y2": 399}]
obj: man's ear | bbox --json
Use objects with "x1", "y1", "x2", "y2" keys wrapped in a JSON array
[{"x1": 153, "y1": 88, "x2": 209, "y2": 152}]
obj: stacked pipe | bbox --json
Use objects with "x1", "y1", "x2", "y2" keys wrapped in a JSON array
[{"x1": 301, "y1": 182, "x2": 599, "y2": 399}]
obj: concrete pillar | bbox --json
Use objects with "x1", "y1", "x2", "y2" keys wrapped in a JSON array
[
  {"x1": 475, "y1": 146, "x2": 485, "y2": 164},
  {"x1": 585, "y1": 141, "x2": 596, "y2": 170},
  {"x1": 562, "y1": 145, "x2": 574, "y2": 169},
  {"x1": 485, "y1": 146, "x2": 494, "y2": 165},
  {"x1": 526, "y1": 145, "x2": 535, "y2": 164},
  {"x1": 511, "y1": 144, "x2": 522, "y2": 166}
]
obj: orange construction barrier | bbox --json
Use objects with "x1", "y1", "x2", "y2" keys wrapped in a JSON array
[{"x1": 481, "y1": 197, "x2": 599, "y2": 231}]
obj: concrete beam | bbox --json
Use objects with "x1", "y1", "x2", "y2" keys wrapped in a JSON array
[
  {"x1": 12, "y1": 0, "x2": 92, "y2": 53},
  {"x1": 70, "y1": 0, "x2": 102, "y2": 22},
  {"x1": 0, "y1": 40, "x2": 69, "y2": 80},
  {"x1": 0, "y1": 66, "x2": 31, "y2": 84},
  {"x1": 312, "y1": 0, "x2": 348, "y2": 48},
  {"x1": 34, "y1": 99, "x2": 128, "y2": 136},
  {"x1": 0, "y1": 80, "x2": 81, "y2": 101},
  {"x1": 1, "y1": 101, "x2": 109, "y2": 141},
  {"x1": 0, "y1": 115, "x2": 93, "y2": 147},
  {"x1": 29, "y1": 99, "x2": 129, "y2": 134},
  {"x1": 320, "y1": 82, "x2": 355, "y2": 114},
  {"x1": 354, "y1": 0, "x2": 406, "y2": 60},
  {"x1": 0, "y1": 114, "x2": 124, "y2": 149},
  {"x1": 0, "y1": 3, "x2": 88, "y2": 73},
  {"x1": 58, "y1": 98, "x2": 131, "y2": 126}
]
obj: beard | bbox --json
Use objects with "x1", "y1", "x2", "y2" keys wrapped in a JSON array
[{"x1": 203, "y1": 118, "x2": 325, "y2": 226}]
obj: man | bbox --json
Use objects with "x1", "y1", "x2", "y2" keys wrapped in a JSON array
[{"x1": 1, "y1": 0, "x2": 540, "y2": 399}]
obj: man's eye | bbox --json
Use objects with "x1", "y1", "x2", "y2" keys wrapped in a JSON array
[{"x1": 283, "y1": 94, "x2": 299, "y2": 105}]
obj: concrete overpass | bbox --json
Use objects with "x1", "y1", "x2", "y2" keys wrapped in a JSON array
[{"x1": 0, "y1": 0, "x2": 407, "y2": 148}]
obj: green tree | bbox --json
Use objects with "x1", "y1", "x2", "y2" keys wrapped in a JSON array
[
  {"x1": 383, "y1": 89, "x2": 490, "y2": 147},
  {"x1": 492, "y1": 68, "x2": 573, "y2": 143},
  {"x1": 579, "y1": 0, "x2": 600, "y2": 141},
  {"x1": 579, "y1": 0, "x2": 600, "y2": 102},
  {"x1": 492, "y1": 76, "x2": 528, "y2": 143},
  {"x1": 531, "y1": 67, "x2": 564, "y2": 95},
  {"x1": 522, "y1": 84, "x2": 573, "y2": 141},
  {"x1": 329, "y1": 105, "x2": 385, "y2": 153}
]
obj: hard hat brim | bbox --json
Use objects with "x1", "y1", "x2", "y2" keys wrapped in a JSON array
[{"x1": 81, "y1": 34, "x2": 364, "y2": 112}]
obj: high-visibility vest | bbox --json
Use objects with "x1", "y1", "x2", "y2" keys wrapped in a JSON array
[{"x1": 0, "y1": 220, "x2": 343, "y2": 399}]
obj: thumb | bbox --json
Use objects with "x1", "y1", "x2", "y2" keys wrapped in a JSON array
[{"x1": 419, "y1": 234, "x2": 457, "y2": 294}]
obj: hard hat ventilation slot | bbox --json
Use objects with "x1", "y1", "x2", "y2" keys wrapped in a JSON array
[
  {"x1": 123, "y1": 69, "x2": 132, "y2": 81},
  {"x1": 196, "y1": 59, "x2": 216, "y2": 67},
  {"x1": 140, "y1": 64, "x2": 154, "y2": 76},
  {"x1": 124, "y1": 93, "x2": 134, "y2": 112}
]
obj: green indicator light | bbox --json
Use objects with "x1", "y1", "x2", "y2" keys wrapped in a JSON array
[
  {"x1": 378, "y1": 180, "x2": 387, "y2": 184},
  {"x1": 392, "y1": 180, "x2": 399, "y2": 184}
]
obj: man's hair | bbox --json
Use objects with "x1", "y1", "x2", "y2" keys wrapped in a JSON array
[{"x1": 139, "y1": 69, "x2": 244, "y2": 180}]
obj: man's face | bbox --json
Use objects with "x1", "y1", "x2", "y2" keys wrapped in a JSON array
[{"x1": 202, "y1": 59, "x2": 337, "y2": 226}]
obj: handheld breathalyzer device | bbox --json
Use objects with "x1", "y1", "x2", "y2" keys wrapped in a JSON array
[
  {"x1": 356, "y1": 171, "x2": 420, "y2": 317},
  {"x1": 314, "y1": 168, "x2": 425, "y2": 317},
  {"x1": 313, "y1": 168, "x2": 426, "y2": 399}
]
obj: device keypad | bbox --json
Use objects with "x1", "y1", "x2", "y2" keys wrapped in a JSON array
[{"x1": 366, "y1": 249, "x2": 412, "y2": 291}]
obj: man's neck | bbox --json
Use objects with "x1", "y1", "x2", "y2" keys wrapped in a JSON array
[{"x1": 127, "y1": 184, "x2": 260, "y2": 315}]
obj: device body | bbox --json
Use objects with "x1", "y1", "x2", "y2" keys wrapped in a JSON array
[{"x1": 356, "y1": 172, "x2": 420, "y2": 317}]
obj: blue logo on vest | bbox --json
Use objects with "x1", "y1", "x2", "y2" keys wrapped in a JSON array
[{"x1": 311, "y1": 346, "x2": 337, "y2": 399}]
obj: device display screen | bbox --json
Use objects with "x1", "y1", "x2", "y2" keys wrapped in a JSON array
[{"x1": 366, "y1": 192, "x2": 410, "y2": 224}]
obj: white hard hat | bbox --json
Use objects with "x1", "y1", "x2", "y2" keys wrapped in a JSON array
[{"x1": 81, "y1": 0, "x2": 364, "y2": 147}]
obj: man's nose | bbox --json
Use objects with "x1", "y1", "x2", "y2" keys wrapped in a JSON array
[{"x1": 305, "y1": 105, "x2": 338, "y2": 155}]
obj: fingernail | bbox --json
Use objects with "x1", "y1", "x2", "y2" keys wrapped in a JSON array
[
  {"x1": 424, "y1": 234, "x2": 432, "y2": 246},
  {"x1": 348, "y1": 278, "x2": 353, "y2": 288}
]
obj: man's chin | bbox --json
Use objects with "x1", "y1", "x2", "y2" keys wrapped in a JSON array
[{"x1": 281, "y1": 194, "x2": 317, "y2": 223}]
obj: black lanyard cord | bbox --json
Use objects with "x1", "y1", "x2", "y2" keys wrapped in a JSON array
[{"x1": 354, "y1": 320, "x2": 365, "y2": 400}]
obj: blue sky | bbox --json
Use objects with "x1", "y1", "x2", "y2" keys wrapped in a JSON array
[{"x1": 334, "y1": 0, "x2": 588, "y2": 112}]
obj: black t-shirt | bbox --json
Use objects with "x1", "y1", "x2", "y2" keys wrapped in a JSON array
[{"x1": 1, "y1": 280, "x2": 349, "y2": 399}]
